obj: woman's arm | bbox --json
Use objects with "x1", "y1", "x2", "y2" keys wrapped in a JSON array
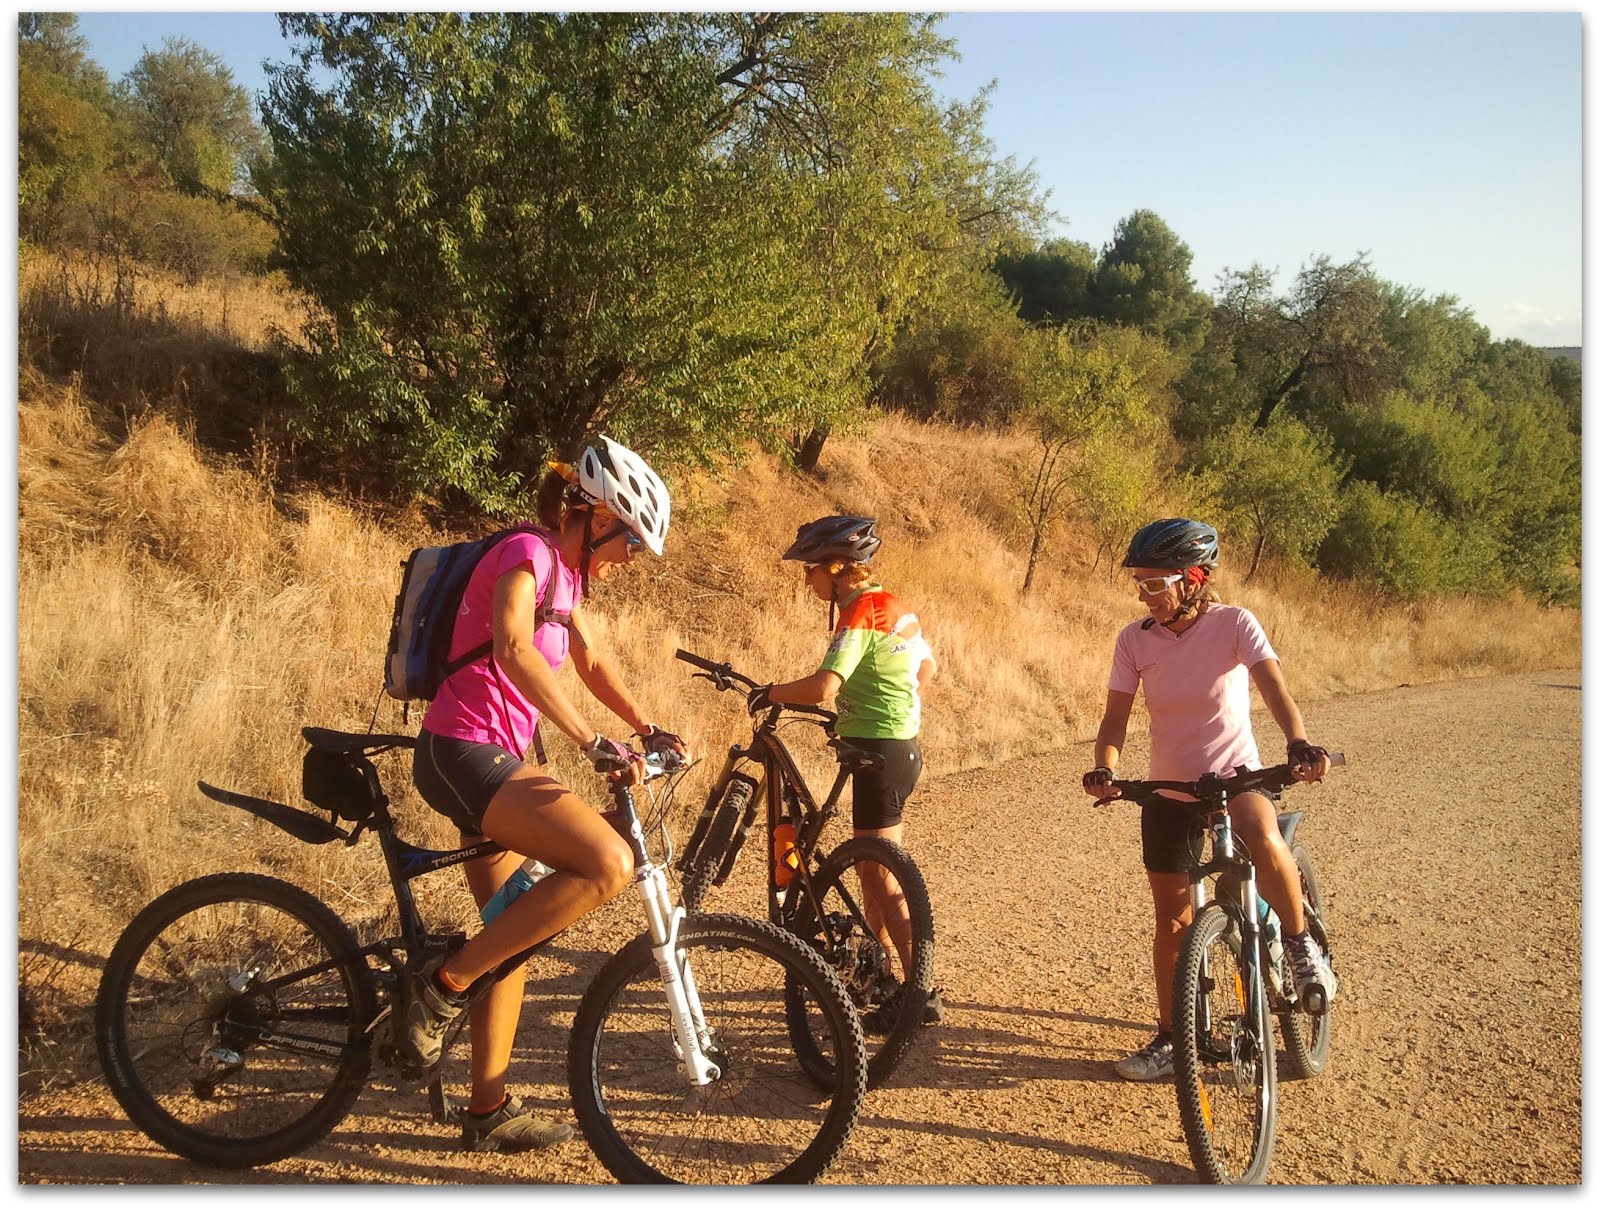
[
  {"x1": 916, "y1": 651, "x2": 938, "y2": 692},
  {"x1": 1249, "y1": 658, "x2": 1328, "y2": 781},
  {"x1": 565, "y1": 604, "x2": 653, "y2": 735},
  {"x1": 491, "y1": 568, "x2": 603, "y2": 748},
  {"x1": 1093, "y1": 689, "x2": 1135, "y2": 774},
  {"x1": 768, "y1": 668, "x2": 844, "y2": 707}
]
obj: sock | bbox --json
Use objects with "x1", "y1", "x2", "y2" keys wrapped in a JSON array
[
  {"x1": 435, "y1": 964, "x2": 471, "y2": 996},
  {"x1": 468, "y1": 1093, "x2": 510, "y2": 1119}
]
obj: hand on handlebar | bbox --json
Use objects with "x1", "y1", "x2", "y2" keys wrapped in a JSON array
[
  {"x1": 1287, "y1": 739, "x2": 1329, "y2": 784},
  {"x1": 635, "y1": 724, "x2": 687, "y2": 761},
  {"x1": 584, "y1": 733, "x2": 644, "y2": 786},
  {"x1": 746, "y1": 684, "x2": 775, "y2": 716},
  {"x1": 1082, "y1": 766, "x2": 1121, "y2": 803}
]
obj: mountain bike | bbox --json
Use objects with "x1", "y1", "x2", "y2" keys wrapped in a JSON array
[
  {"x1": 1108, "y1": 755, "x2": 1343, "y2": 1185},
  {"x1": 672, "y1": 649, "x2": 935, "y2": 1091},
  {"x1": 94, "y1": 726, "x2": 867, "y2": 1184}
]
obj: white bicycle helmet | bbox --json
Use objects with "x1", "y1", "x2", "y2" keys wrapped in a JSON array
[{"x1": 573, "y1": 436, "x2": 671, "y2": 556}]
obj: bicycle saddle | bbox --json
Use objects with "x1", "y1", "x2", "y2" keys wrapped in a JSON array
[
  {"x1": 302, "y1": 726, "x2": 417, "y2": 754},
  {"x1": 830, "y1": 739, "x2": 886, "y2": 771}
]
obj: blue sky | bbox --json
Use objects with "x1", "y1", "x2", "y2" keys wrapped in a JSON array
[{"x1": 71, "y1": 9, "x2": 1583, "y2": 346}]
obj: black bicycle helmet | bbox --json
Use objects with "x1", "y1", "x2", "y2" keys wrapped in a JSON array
[
  {"x1": 781, "y1": 514, "x2": 881, "y2": 564},
  {"x1": 1123, "y1": 518, "x2": 1219, "y2": 571}
]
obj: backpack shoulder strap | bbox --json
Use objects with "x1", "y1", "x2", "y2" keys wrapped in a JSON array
[{"x1": 440, "y1": 525, "x2": 569, "y2": 679}]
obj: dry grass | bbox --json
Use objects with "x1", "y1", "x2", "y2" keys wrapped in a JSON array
[{"x1": 15, "y1": 268, "x2": 1580, "y2": 1091}]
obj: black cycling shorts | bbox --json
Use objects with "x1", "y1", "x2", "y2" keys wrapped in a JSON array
[
  {"x1": 1140, "y1": 787, "x2": 1283, "y2": 874},
  {"x1": 1140, "y1": 795, "x2": 1199, "y2": 875},
  {"x1": 845, "y1": 737, "x2": 922, "y2": 831},
  {"x1": 413, "y1": 729, "x2": 524, "y2": 835}
]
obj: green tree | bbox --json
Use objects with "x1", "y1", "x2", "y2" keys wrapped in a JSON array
[
  {"x1": 1190, "y1": 417, "x2": 1344, "y2": 581},
  {"x1": 992, "y1": 236, "x2": 1096, "y2": 325},
  {"x1": 1017, "y1": 324, "x2": 1168, "y2": 593},
  {"x1": 1091, "y1": 209, "x2": 1211, "y2": 352},
  {"x1": 120, "y1": 37, "x2": 266, "y2": 194},
  {"x1": 260, "y1": 11, "x2": 1043, "y2": 508}
]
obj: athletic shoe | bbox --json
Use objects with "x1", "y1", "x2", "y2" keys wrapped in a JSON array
[
  {"x1": 863, "y1": 984, "x2": 945, "y2": 1034},
  {"x1": 401, "y1": 953, "x2": 468, "y2": 1070},
  {"x1": 1285, "y1": 932, "x2": 1339, "y2": 1015},
  {"x1": 461, "y1": 1095, "x2": 575, "y2": 1153},
  {"x1": 922, "y1": 987, "x2": 946, "y2": 1026},
  {"x1": 1113, "y1": 1033, "x2": 1174, "y2": 1082}
]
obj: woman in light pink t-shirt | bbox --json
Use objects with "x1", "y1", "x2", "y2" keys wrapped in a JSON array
[{"x1": 1081, "y1": 519, "x2": 1335, "y2": 1083}]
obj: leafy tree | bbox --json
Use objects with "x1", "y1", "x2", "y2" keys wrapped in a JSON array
[
  {"x1": 18, "y1": 53, "x2": 118, "y2": 245},
  {"x1": 260, "y1": 11, "x2": 1044, "y2": 509},
  {"x1": 1199, "y1": 254, "x2": 1391, "y2": 432},
  {"x1": 119, "y1": 37, "x2": 266, "y2": 195},
  {"x1": 1091, "y1": 209, "x2": 1211, "y2": 352},
  {"x1": 993, "y1": 236, "x2": 1096, "y2": 325},
  {"x1": 1017, "y1": 323, "x2": 1168, "y2": 593},
  {"x1": 1189, "y1": 417, "x2": 1344, "y2": 580}
]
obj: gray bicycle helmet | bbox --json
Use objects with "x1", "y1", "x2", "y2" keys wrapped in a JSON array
[
  {"x1": 1123, "y1": 518, "x2": 1219, "y2": 571},
  {"x1": 781, "y1": 515, "x2": 881, "y2": 564}
]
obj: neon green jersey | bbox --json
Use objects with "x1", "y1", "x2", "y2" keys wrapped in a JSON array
[{"x1": 818, "y1": 584, "x2": 931, "y2": 739}]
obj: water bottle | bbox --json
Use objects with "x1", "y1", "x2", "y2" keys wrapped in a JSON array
[
  {"x1": 772, "y1": 823, "x2": 800, "y2": 889},
  {"x1": 1257, "y1": 895, "x2": 1285, "y2": 974},
  {"x1": 480, "y1": 858, "x2": 552, "y2": 924}
]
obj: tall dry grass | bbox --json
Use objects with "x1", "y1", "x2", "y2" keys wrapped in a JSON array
[{"x1": 15, "y1": 268, "x2": 1580, "y2": 1090}]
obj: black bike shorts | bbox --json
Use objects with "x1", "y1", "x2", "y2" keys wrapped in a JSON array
[
  {"x1": 1140, "y1": 795, "x2": 1198, "y2": 875},
  {"x1": 1140, "y1": 786, "x2": 1282, "y2": 874},
  {"x1": 413, "y1": 729, "x2": 524, "y2": 835},
  {"x1": 845, "y1": 737, "x2": 922, "y2": 831}
]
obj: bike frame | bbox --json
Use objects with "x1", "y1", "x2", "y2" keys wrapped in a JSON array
[{"x1": 210, "y1": 747, "x2": 722, "y2": 1086}]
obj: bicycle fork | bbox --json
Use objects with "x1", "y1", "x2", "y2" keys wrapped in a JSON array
[{"x1": 633, "y1": 864, "x2": 720, "y2": 1085}]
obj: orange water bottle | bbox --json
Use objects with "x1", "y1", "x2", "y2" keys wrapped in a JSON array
[{"x1": 772, "y1": 823, "x2": 800, "y2": 888}]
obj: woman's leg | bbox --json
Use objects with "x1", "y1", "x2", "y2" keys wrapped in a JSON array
[
  {"x1": 1226, "y1": 790, "x2": 1305, "y2": 934},
  {"x1": 458, "y1": 848, "x2": 529, "y2": 1114},
  {"x1": 442, "y1": 770, "x2": 634, "y2": 986},
  {"x1": 853, "y1": 822, "x2": 915, "y2": 978},
  {"x1": 1147, "y1": 870, "x2": 1193, "y2": 1031}
]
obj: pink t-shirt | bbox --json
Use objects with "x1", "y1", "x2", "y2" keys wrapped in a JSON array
[
  {"x1": 1107, "y1": 604, "x2": 1278, "y2": 782},
  {"x1": 421, "y1": 530, "x2": 582, "y2": 757}
]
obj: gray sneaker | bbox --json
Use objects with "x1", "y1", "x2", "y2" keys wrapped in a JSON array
[
  {"x1": 461, "y1": 1095, "x2": 575, "y2": 1154},
  {"x1": 401, "y1": 953, "x2": 468, "y2": 1070},
  {"x1": 1285, "y1": 932, "x2": 1338, "y2": 1015},
  {"x1": 1113, "y1": 1033, "x2": 1174, "y2": 1081}
]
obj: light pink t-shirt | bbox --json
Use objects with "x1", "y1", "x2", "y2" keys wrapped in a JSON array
[
  {"x1": 1107, "y1": 604, "x2": 1278, "y2": 782},
  {"x1": 422, "y1": 530, "x2": 581, "y2": 757}
]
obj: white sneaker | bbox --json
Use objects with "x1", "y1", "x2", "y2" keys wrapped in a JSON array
[
  {"x1": 1113, "y1": 1033, "x2": 1174, "y2": 1081},
  {"x1": 1285, "y1": 934, "x2": 1338, "y2": 1015}
]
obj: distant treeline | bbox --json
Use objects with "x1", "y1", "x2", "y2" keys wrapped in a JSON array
[{"x1": 18, "y1": 12, "x2": 1580, "y2": 604}]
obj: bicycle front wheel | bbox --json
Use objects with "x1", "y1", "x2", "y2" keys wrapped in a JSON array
[
  {"x1": 94, "y1": 872, "x2": 377, "y2": 1168},
  {"x1": 568, "y1": 913, "x2": 866, "y2": 1184},
  {"x1": 782, "y1": 836, "x2": 935, "y2": 1090},
  {"x1": 1172, "y1": 902, "x2": 1277, "y2": 1184},
  {"x1": 1278, "y1": 842, "x2": 1334, "y2": 1079}
]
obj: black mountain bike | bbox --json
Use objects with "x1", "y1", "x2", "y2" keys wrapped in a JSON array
[
  {"x1": 1109, "y1": 755, "x2": 1343, "y2": 1185},
  {"x1": 94, "y1": 726, "x2": 867, "y2": 1184},
  {"x1": 672, "y1": 649, "x2": 936, "y2": 1091}
]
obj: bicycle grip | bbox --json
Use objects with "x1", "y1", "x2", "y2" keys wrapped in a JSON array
[
  {"x1": 1327, "y1": 752, "x2": 1346, "y2": 768},
  {"x1": 674, "y1": 648, "x2": 722, "y2": 673}
]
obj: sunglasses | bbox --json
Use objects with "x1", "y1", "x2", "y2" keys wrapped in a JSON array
[
  {"x1": 1133, "y1": 572, "x2": 1184, "y2": 595},
  {"x1": 596, "y1": 521, "x2": 643, "y2": 551}
]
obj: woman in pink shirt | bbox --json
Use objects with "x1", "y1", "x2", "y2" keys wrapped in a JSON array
[
  {"x1": 404, "y1": 436, "x2": 686, "y2": 1153},
  {"x1": 1081, "y1": 519, "x2": 1334, "y2": 1083}
]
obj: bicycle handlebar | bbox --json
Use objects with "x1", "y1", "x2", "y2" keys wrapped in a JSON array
[
  {"x1": 1108, "y1": 753, "x2": 1346, "y2": 810},
  {"x1": 674, "y1": 648, "x2": 837, "y2": 722}
]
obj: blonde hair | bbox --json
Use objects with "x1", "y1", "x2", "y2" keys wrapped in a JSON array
[{"x1": 828, "y1": 560, "x2": 874, "y2": 593}]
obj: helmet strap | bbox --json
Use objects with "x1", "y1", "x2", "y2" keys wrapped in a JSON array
[
  {"x1": 828, "y1": 579, "x2": 838, "y2": 632},
  {"x1": 578, "y1": 508, "x2": 596, "y2": 596}
]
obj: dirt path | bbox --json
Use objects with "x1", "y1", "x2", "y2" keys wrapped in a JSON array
[{"x1": 18, "y1": 669, "x2": 1582, "y2": 1185}]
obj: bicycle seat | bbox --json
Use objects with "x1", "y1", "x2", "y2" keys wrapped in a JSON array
[
  {"x1": 830, "y1": 739, "x2": 885, "y2": 772},
  {"x1": 302, "y1": 726, "x2": 417, "y2": 754}
]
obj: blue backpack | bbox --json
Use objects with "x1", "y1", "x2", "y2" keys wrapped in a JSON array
[{"x1": 383, "y1": 525, "x2": 571, "y2": 706}]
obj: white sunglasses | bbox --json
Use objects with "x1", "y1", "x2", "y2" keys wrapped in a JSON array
[{"x1": 1133, "y1": 572, "x2": 1185, "y2": 595}]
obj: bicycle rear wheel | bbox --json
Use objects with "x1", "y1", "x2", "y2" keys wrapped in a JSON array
[
  {"x1": 781, "y1": 836, "x2": 935, "y2": 1090},
  {"x1": 1278, "y1": 842, "x2": 1334, "y2": 1079},
  {"x1": 94, "y1": 872, "x2": 377, "y2": 1168},
  {"x1": 1172, "y1": 902, "x2": 1277, "y2": 1184},
  {"x1": 568, "y1": 913, "x2": 866, "y2": 1184}
]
